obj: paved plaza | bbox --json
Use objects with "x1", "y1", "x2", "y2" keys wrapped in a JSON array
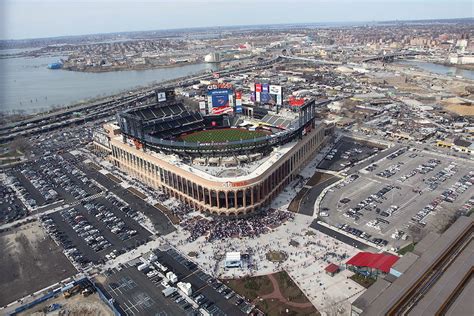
[{"x1": 167, "y1": 213, "x2": 364, "y2": 314}]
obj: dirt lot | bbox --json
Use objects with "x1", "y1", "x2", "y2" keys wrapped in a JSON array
[
  {"x1": 20, "y1": 292, "x2": 113, "y2": 316},
  {"x1": 444, "y1": 104, "x2": 474, "y2": 117},
  {"x1": 0, "y1": 222, "x2": 77, "y2": 307},
  {"x1": 306, "y1": 172, "x2": 336, "y2": 187}
]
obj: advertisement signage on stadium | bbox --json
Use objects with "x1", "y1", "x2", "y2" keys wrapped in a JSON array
[
  {"x1": 269, "y1": 85, "x2": 283, "y2": 106},
  {"x1": 269, "y1": 85, "x2": 281, "y2": 95},
  {"x1": 260, "y1": 83, "x2": 273, "y2": 107},
  {"x1": 207, "y1": 88, "x2": 234, "y2": 115},
  {"x1": 255, "y1": 83, "x2": 262, "y2": 103},
  {"x1": 199, "y1": 101, "x2": 207, "y2": 114},
  {"x1": 209, "y1": 89, "x2": 230, "y2": 106},
  {"x1": 156, "y1": 90, "x2": 175, "y2": 102},
  {"x1": 235, "y1": 91, "x2": 243, "y2": 113},
  {"x1": 157, "y1": 92, "x2": 166, "y2": 102},
  {"x1": 207, "y1": 82, "x2": 233, "y2": 91}
]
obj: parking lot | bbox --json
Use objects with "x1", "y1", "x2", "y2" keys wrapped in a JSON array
[
  {"x1": 98, "y1": 248, "x2": 249, "y2": 316},
  {"x1": 317, "y1": 137, "x2": 382, "y2": 171},
  {"x1": 66, "y1": 154, "x2": 175, "y2": 235},
  {"x1": 6, "y1": 153, "x2": 102, "y2": 209},
  {"x1": 157, "y1": 248, "x2": 252, "y2": 315},
  {"x1": 99, "y1": 266, "x2": 184, "y2": 316},
  {"x1": 0, "y1": 182, "x2": 29, "y2": 224},
  {"x1": 319, "y1": 148, "x2": 474, "y2": 249},
  {"x1": 41, "y1": 195, "x2": 152, "y2": 266}
]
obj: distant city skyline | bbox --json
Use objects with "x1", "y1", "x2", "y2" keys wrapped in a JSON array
[{"x1": 1, "y1": 0, "x2": 473, "y2": 40}]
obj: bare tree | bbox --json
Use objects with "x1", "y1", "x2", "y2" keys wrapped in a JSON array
[
  {"x1": 325, "y1": 296, "x2": 345, "y2": 316},
  {"x1": 9, "y1": 136, "x2": 30, "y2": 155},
  {"x1": 408, "y1": 224, "x2": 427, "y2": 244}
]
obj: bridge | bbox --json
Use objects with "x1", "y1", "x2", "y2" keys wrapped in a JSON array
[
  {"x1": 360, "y1": 51, "x2": 427, "y2": 63},
  {"x1": 278, "y1": 55, "x2": 342, "y2": 65},
  {"x1": 279, "y1": 51, "x2": 427, "y2": 65}
]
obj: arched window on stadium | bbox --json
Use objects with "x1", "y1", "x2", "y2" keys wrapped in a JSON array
[
  {"x1": 204, "y1": 188, "x2": 210, "y2": 205},
  {"x1": 198, "y1": 185, "x2": 204, "y2": 202},
  {"x1": 218, "y1": 191, "x2": 226, "y2": 209},
  {"x1": 210, "y1": 190, "x2": 218, "y2": 207},
  {"x1": 185, "y1": 180, "x2": 192, "y2": 196},
  {"x1": 253, "y1": 186, "x2": 259, "y2": 204},
  {"x1": 236, "y1": 190, "x2": 244, "y2": 208},
  {"x1": 192, "y1": 182, "x2": 198, "y2": 200},
  {"x1": 227, "y1": 191, "x2": 235, "y2": 208},
  {"x1": 176, "y1": 175, "x2": 183, "y2": 193},
  {"x1": 245, "y1": 189, "x2": 252, "y2": 206}
]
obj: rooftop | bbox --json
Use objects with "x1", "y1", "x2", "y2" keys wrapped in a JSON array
[
  {"x1": 346, "y1": 252, "x2": 399, "y2": 273},
  {"x1": 324, "y1": 263, "x2": 340, "y2": 274}
]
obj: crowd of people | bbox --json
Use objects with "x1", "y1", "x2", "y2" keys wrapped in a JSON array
[{"x1": 180, "y1": 208, "x2": 294, "y2": 242}]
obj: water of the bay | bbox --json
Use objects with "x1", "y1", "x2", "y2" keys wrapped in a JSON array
[
  {"x1": 400, "y1": 60, "x2": 474, "y2": 80},
  {"x1": 0, "y1": 53, "x2": 215, "y2": 114}
]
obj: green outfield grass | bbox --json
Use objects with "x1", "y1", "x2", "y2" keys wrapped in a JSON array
[{"x1": 180, "y1": 128, "x2": 268, "y2": 143}]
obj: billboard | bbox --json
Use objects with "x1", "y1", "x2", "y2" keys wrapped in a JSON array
[
  {"x1": 250, "y1": 84, "x2": 256, "y2": 103},
  {"x1": 199, "y1": 101, "x2": 207, "y2": 115},
  {"x1": 269, "y1": 85, "x2": 283, "y2": 106},
  {"x1": 157, "y1": 92, "x2": 166, "y2": 102},
  {"x1": 260, "y1": 83, "x2": 273, "y2": 108},
  {"x1": 155, "y1": 89, "x2": 175, "y2": 102},
  {"x1": 235, "y1": 91, "x2": 243, "y2": 114},
  {"x1": 207, "y1": 86, "x2": 234, "y2": 115},
  {"x1": 255, "y1": 84, "x2": 262, "y2": 103},
  {"x1": 253, "y1": 83, "x2": 282, "y2": 108}
]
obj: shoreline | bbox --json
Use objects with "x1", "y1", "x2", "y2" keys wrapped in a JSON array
[
  {"x1": 400, "y1": 59, "x2": 474, "y2": 72},
  {"x1": 0, "y1": 68, "x2": 210, "y2": 123},
  {"x1": 433, "y1": 61, "x2": 474, "y2": 71},
  {"x1": 62, "y1": 61, "x2": 204, "y2": 73}
]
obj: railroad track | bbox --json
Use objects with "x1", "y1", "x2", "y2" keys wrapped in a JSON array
[{"x1": 388, "y1": 223, "x2": 473, "y2": 315}]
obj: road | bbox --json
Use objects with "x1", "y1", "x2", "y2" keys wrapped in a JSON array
[
  {"x1": 298, "y1": 176, "x2": 341, "y2": 216},
  {"x1": 310, "y1": 221, "x2": 376, "y2": 251}
]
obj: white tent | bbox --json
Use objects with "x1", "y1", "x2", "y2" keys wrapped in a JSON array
[{"x1": 224, "y1": 252, "x2": 242, "y2": 268}]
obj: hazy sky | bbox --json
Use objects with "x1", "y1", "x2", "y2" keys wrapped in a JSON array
[{"x1": 1, "y1": 0, "x2": 473, "y2": 40}]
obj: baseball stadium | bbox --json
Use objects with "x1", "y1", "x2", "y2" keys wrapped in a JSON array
[{"x1": 93, "y1": 90, "x2": 329, "y2": 216}]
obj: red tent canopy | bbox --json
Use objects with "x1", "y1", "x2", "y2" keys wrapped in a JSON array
[
  {"x1": 346, "y1": 252, "x2": 399, "y2": 273},
  {"x1": 325, "y1": 263, "x2": 340, "y2": 274}
]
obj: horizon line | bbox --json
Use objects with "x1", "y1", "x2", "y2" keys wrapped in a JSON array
[{"x1": 1, "y1": 16, "x2": 473, "y2": 42}]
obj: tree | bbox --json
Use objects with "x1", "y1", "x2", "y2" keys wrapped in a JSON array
[
  {"x1": 9, "y1": 136, "x2": 30, "y2": 155},
  {"x1": 325, "y1": 296, "x2": 345, "y2": 316},
  {"x1": 408, "y1": 224, "x2": 426, "y2": 243}
]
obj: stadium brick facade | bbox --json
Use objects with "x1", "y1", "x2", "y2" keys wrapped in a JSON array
[{"x1": 94, "y1": 122, "x2": 326, "y2": 216}]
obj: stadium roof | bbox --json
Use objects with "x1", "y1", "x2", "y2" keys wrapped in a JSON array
[{"x1": 346, "y1": 252, "x2": 399, "y2": 273}]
